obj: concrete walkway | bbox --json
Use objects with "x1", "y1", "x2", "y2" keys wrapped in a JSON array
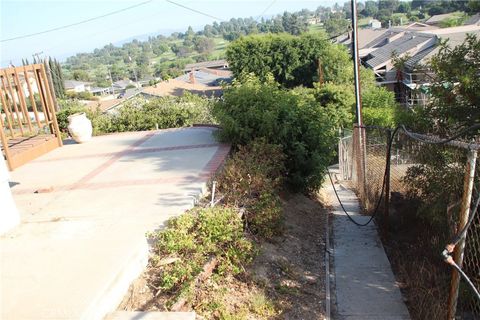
[
  {"x1": 0, "y1": 127, "x2": 229, "y2": 320},
  {"x1": 325, "y1": 166, "x2": 411, "y2": 320}
]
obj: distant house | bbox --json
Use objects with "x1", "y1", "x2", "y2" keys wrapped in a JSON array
[
  {"x1": 89, "y1": 87, "x2": 110, "y2": 96},
  {"x1": 84, "y1": 88, "x2": 142, "y2": 113},
  {"x1": 138, "y1": 75, "x2": 161, "y2": 87},
  {"x1": 184, "y1": 59, "x2": 229, "y2": 72},
  {"x1": 64, "y1": 80, "x2": 91, "y2": 93},
  {"x1": 358, "y1": 24, "x2": 480, "y2": 107},
  {"x1": 464, "y1": 13, "x2": 480, "y2": 26},
  {"x1": 369, "y1": 19, "x2": 382, "y2": 29},
  {"x1": 307, "y1": 16, "x2": 321, "y2": 25},
  {"x1": 112, "y1": 79, "x2": 135, "y2": 92},
  {"x1": 425, "y1": 13, "x2": 456, "y2": 26}
]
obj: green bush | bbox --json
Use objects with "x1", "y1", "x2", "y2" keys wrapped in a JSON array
[
  {"x1": 57, "y1": 93, "x2": 216, "y2": 136},
  {"x1": 217, "y1": 139, "x2": 285, "y2": 238},
  {"x1": 149, "y1": 207, "x2": 254, "y2": 293},
  {"x1": 56, "y1": 100, "x2": 100, "y2": 133},
  {"x1": 214, "y1": 75, "x2": 344, "y2": 193}
]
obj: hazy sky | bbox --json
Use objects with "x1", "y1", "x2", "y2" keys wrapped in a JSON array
[{"x1": 1, "y1": 0, "x2": 342, "y2": 66}]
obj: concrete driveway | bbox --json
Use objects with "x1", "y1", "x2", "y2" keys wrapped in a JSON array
[{"x1": 0, "y1": 127, "x2": 229, "y2": 320}]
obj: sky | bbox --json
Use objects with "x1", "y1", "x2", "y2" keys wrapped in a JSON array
[{"x1": 0, "y1": 0, "x2": 342, "y2": 67}]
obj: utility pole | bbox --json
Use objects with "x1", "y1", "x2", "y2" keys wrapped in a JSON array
[
  {"x1": 351, "y1": 0, "x2": 362, "y2": 126},
  {"x1": 350, "y1": 0, "x2": 367, "y2": 203}
]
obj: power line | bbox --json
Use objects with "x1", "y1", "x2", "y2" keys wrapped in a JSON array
[
  {"x1": 1, "y1": 0, "x2": 154, "y2": 43},
  {"x1": 258, "y1": 0, "x2": 277, "y2": 19},
  {"x1": 165, "y1": 0, "x2": 225, "y2": 22}
]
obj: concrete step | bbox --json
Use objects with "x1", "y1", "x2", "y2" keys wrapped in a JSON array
[{"x1": 105, "y1": 311, "x2": 196, "y2": 320}]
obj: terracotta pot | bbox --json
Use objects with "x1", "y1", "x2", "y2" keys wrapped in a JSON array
[{"x1": 67, "y1": 112, "x2": 92, "y2": 143}]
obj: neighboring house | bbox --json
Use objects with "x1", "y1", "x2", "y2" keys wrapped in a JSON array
[
  {"x1": 358, "y1": 24, "x2": 480, "y2": 107},
  {"x1": 175, "y1": 69, "x2": 232, "y2": 87},
  {"x1": 334, "y1": 28, "x2": 388, "y2": 51},
  {"x1": 184, "y1": 59, "x2": 229, "y2": 72},
  {"x1": 138, "y1": 75, "x2": 161, "y2": 87},
  {"x1": 112, "y1": 79, "x2": 135, "y2": 92},
  {"x1": 464, "y1": 13, "x2": 480, "y2": 26},
  {"x1": 89, "y1": 87, "x2": 110, "y2": 96},
  {"x1": 64, "y1": 80, "x2": 91, "y2": 93},
  {"x1": 141, "y1": 79, "x2": 223, "y2": 98},
  {"x1": 84, "y1": 88, "x2": 142, "y2": 113},
  {"x1": 425, "y1": 13, "x2": 456, "y2": 26},
  {"x1": 369, "y1": 19, "x2": 382, "y2": 29},
  {"x1": 307, "y1": 16, "x2": 321, "y2": 25}
]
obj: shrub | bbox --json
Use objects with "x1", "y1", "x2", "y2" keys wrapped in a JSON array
[
  {"x1": 56, "y1": 100, "x2": 100, "y2": 133},
  {"x1": 217, "y1": 139, "x2": 285, "y2": 238},
  {"x1": 149, "y1": 207, "x2": 254, "y2": 293},
  {"x1": 57, "y1": 93, "x2": 216, "y2": 136},
  {"x1": 214, "y1": 75, "x2": 344, "y2": 192}
]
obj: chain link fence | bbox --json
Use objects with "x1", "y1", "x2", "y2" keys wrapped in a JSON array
[{"x1": 339, "y1": 125, "x2": 480, "y2": 320}]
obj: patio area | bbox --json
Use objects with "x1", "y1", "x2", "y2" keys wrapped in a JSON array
[{"x1": 0, "y1": 126, "x2": 229, "y2": 320}]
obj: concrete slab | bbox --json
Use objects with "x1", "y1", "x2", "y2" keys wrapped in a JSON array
[
  {"x1": 324, "y1": 166, "x2": 411, "y2": 320},
  {"x1": 1, "y1": 127, "x2": 230, "y2": 320}
]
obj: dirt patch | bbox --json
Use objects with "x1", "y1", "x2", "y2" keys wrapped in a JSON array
[{"x1": 117, "y1": 193, "x2": 327, "y2": 319}]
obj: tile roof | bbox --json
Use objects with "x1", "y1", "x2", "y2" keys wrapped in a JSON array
[
  {"x1": 404, "y1": 29, "x2": 480, "y2": 70},
  {"x1": 365, "y1": 33, "x2": 433, "y2": 69}
]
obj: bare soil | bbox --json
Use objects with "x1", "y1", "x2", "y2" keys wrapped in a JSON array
[{"x1": 117, "y1": 193, "x2": 327, "y2": 319}]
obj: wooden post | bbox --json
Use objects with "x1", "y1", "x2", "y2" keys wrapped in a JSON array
[
  {"x1": 0, "y1": 103, "x2": 13, "y2": 170},
  {"x1": 0, "y1": 86, "x2": 15, "y2": 137},
  {"x1": 12, "y1": 68, "x2": 34, "y2": 133},
  {"x1": 1, "y1": 70, "x2": 24, "y2": 136},
  {"x1": 384, "y1": 129, "x2": 391, "y2": 222},
  {"x1": 447, "y1": 149, "x2": 477, "y2": 319}
]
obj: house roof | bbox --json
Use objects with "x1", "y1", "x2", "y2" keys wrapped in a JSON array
[
  {"x1": 425, "y1": 13, "x2": 456, "y2": 24},
  {"x1": 174, "y1": 70, "x2": 232, "y2": 86},
  {"x1": 362, "y1": 30, "x2": 400, "y2": 49},
  {"x1": 184, "y1": 59, "x2": 228, "y2": 71},
  {"x1": 364, "y1": 33, "x2": 434, "y2": 69},
  {"x1": 141, "y1": 79, "x2": 222, "y2": 98},
  {"x1": 336, "y1": 28, "x2": 388, "y2": 49},
  {"x1": 404, "y1": 28, "x2": 480, "y2": 70},
  {"x1": 464, "y1": 13, "x2": 480, "y2": 26},
  {"x1": 90, "y1": 87, "x2": 109, "y2": 93},
  {"x1": 64, "y1": 80, "x2": 90, "y2": 89},
  {"x1": 112, "y1": 79, "x2": 133, "y2": 89}
]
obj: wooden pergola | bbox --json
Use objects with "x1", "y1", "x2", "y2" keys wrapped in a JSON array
[{"x1": 0, "y1": 64, "x2": 62, "y2": 170}]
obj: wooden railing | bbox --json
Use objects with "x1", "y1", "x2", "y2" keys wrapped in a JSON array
[{"x1": 0, "y1": 64, "x2": 62, "y2": 170}]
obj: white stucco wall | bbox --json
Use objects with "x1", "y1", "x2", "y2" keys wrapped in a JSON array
[{"x1": 0, "y1": 157, "x2": 19, "y2": 235}]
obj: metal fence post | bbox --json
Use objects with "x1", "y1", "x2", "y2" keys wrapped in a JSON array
[{"x1": 447, "y1": 149, "x2": 478, "y2": 319}]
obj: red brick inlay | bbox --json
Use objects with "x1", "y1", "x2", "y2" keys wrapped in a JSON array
[{"x1": 12, "y1": 139, "x2": 231, "y2": 194}]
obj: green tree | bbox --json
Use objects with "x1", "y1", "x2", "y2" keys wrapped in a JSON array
[
  {"x1": 324, "y1": 16, "x2": 350, "y2": 37},
  {"x1": 420, "y1": 34, "x2": 480, "y2": 137},
  {"x1": 363, "y1": 0, "x2": 379, "y2": 17},
  {"x1": 72, "y1": 70, "x2": 90, "y2": 81},
  {"x1": 194, "y1": 37, "x2": 215, "y2": 54},
  {"x1": 226, "y1": 32, "x2": 352, "y2": 88}
]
